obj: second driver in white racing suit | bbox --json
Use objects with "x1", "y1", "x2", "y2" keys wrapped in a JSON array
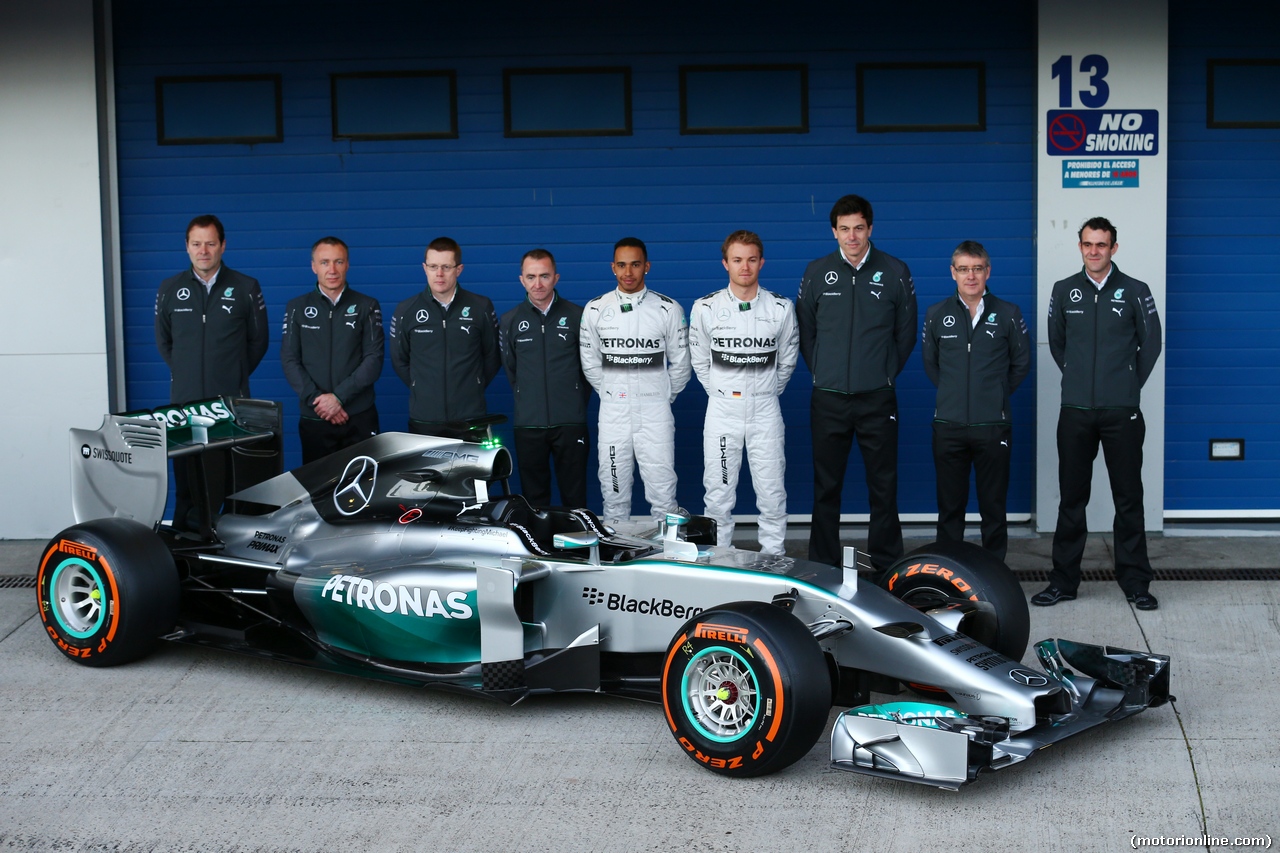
[
  {"x1": 689, "y1": 231, "x2": 799, "y2": 554},
  {"x1": 580, "y1": 237, "x2": 691, "y2": 523}
]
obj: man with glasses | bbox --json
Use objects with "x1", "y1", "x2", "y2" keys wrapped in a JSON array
[
  {"x1": 1035, "y1": 217, "x2": 1163, "y2": 611},
  {"x1": 499, "y1": 249, "x2": 590, "y2": 508},
  {"x1": 921, "y1": 241, "x2": 1030, "y2": 560},
  {"x1": 797, "y1": 194, "x2": 917, "y2": 571},
  {"x1": 580, "y1": 237, "x2": 690, "y2": 524},
  {"x1": 390, "y1": 237, "x2": 500, "y2": 440}
]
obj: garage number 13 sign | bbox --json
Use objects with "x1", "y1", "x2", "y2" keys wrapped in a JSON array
[{"x1": 1046, "y1": 54, "x2": 1159, "y2": 188}]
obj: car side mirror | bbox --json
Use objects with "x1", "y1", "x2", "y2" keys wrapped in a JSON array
[{"x1": 554, "y1": 531, "x2": 600, "y2": 566}]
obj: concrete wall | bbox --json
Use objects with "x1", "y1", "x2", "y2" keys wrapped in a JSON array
[
  {"x1": 0, "y1": 0, "x2": 110, "y2": 539},
  {"x1": 1035, "y1": 0, "x2": 1168, "y2": 533}
]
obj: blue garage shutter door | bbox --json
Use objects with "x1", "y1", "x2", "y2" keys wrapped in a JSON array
[
  {"x1": 113, "y1": 1, "x2": 1036, "y2": 523},
  {"x1": 1166, "y1": 2, "x2": 1280, "y2": 512}
]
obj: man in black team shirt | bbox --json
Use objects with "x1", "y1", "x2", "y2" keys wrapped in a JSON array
[
  {"x1": 796, "y1": 195, "x2": 917, "y2": 570},
  {"x1": 1035, "y1": 217, "x2": 1163, "y2": 611},
  {"x1": 154, "y1": 214, "x2": 269, "y2": 532}
]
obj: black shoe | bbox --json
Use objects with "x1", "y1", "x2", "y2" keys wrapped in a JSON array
[
  {"x1": 1031, "y1": 586, "x2": 1077, "y2": 607},
  {"x1": 1127, "y1": 591, "x2": 1159, "y2": 611}
]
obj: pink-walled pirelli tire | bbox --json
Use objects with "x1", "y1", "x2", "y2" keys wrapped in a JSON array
[
  {"x1": 879, "y1": 540, "x2": 1030, "y2": 662},
  {"x1": 36, "y1": 518, "x2": 179, "y2": 667},
  {"x1": 662, "y1": 600, "x2": 832, "y2": 778}
]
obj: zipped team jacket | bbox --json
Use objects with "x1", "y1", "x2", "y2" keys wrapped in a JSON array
[
  {"x1": 922, "y1": 290, "x2": 1030, "y2": 425},
  {"x1": 390, "y1": 287, "x2": 500, "y2": 423},
  {"x1": 796, "y1": 245, "x2": 917, "y2": 395},
  {"x1": 1048, "y1": 265, "x2": 1162, "y2": 409},
  {"x1": 280, "y1": 285, "x2": 384, "y2": 418},
  {"x1": 499, "y1": 293, "x2": 589, "y2": 428},
  {"x1": 154, "y1": 265, "x2": 269, "y2": 404}
]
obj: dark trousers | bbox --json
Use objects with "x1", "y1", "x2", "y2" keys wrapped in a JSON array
[
  {"x1": 299, "y1": 406, "x2": 379, "y2": 465},
  {"x1": 808, "y1": 388, "x2": 903, "y2": 570},
  {"x1": 933, "y1": 422, "x2": 1012, "y2": 561},
  {"x1": 1050, "y1": 406, "x2": 1153, "y2": 595},
  {"x1": 514, "y1": 424, "x2": 589, "y2": 509}
]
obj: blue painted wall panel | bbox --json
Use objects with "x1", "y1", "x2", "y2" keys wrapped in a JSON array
[
  {"x1": 113, "y1": 0, "x2": 1036, "y2": 524},
  {"x1": 1167, "y1": 1, "x2": 1280, "y2": 510}
]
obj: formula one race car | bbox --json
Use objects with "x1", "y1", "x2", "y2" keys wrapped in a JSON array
[{"x1": 37, "y1": 397, "x2": 1172, "y2": 789}]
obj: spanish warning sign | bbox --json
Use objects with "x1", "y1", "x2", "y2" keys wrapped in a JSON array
[{"x1": 1045, "y1": 109, "x2": 1159, "y2": 156}]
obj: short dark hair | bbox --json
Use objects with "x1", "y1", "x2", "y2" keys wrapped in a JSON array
[
  {"x1": 829, "y1": 195, "x2": 874, "y2": 228},
  {"x1": 425, "y1": 236, "x2": 462, "y2": 263},
  {"x1": 186, "y1": 214, "x2": 225, "y2": 243},
  {"x1": 613, "y1": 236, "x2": 648, "y2": 261},
  {"x1": 311, "y1": 236, "x2": 349, "y2": 256},
  {"x1": 721, "y1": 230, "x2": 764, "y2": 260},
  {"x1": 951, "y1": 240, "x2": 990, "y2": 265},
  {"x1": 1078, "y1": 216, "x2": 1117, "y2": 245},
  {"x1": 521, "y1": 248, "x2": 556, "y2": 271}
]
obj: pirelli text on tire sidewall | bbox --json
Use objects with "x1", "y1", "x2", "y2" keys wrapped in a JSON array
[{"x1": 661, "y1": 600, "x2": 831, "y2": 778}]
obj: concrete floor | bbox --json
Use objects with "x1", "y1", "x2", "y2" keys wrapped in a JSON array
[{"x1": 2, "y1": 533, "x2": 1278, "y2": 852}]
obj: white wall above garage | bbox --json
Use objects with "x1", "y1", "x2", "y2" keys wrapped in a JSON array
[{"x1": 0, "y1": 0, "x2": 110, "y2": 538}]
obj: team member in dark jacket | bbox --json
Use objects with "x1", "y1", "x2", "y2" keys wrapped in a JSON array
[
  {"x1": 154, "y1": 214, "x2": 269, "y2": 531},
  {"x1": 281, "y1": 236, "x2": 384, "y2": 464},
  {"x1": 922, "y1": 241, "x2": 1030, "y2": 560},
  {"x1": 390, "y1": 237, "x2": 501, "y2": 440},
  {"x1": 1035, "y1": 217, "x2": 1164, "y2": 611},
  {"x1": 797, "y1": 194, "x2": 918, "y2": 570},
  {"x1": 499, "y1": 249, "x2": 590, "y2": 508}
]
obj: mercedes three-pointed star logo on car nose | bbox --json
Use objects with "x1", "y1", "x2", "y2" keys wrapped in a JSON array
[
  {"x1": 1009, "y1": 668, "x2": 1049, "y2": 687},
  {"x1": 334, "y1": 455, "x2": 377, "y2": 516}
]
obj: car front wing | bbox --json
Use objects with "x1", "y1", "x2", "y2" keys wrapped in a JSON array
[{"x1": 829, "y1": 638, "x2": 1173, "y2": 789}]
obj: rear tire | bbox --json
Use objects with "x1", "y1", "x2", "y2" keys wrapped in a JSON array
[
  {"x1": 37, "y1": 518, "x2": 179, "y2": 667},
  {"x1": 662, "y1": 600, "x2": 831, "y2": 778}
]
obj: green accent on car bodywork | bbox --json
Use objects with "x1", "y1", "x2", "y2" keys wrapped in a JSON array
[
  {"x1": 295, "y1": 574, "x2": 481, "y2": 664},
  {"x1": 681, "y1": 645, "x2": 760, "y2": 744},
  {"x1": 49, "y1": 557, "x2": 107, "y2": 639},
  {"x1": 848, "y1": 701, "x2": 963, "y2": 729}
]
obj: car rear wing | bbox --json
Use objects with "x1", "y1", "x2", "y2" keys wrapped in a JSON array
[
  {"x1": 70, "y1": 397, "x2": 282, "y2": 528},
  {"x1": 69, "y1": 415, "x2": 168, "y2": 526}
]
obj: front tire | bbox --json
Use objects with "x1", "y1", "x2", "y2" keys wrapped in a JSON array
[
  {"x1": 662, "y1": 600, "x2": 831, "y2": 778},
  {"x1": 37, "y1": 518, "x2": 180, "y2": 667},
  {"x1": 879, "y1": 540, "x2": 1030, "y2": 661}
]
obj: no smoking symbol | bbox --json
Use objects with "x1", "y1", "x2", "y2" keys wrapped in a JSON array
[{"x1": 1049, "y1": 113, "x2": 1086, "y2": 152}]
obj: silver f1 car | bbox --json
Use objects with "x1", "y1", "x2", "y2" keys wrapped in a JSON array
[{"x1": 38, "y1": 397, "x2": 1171, "y2": 789}]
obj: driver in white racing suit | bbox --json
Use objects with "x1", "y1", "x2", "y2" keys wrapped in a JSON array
[
  {"x1": 580, "y1": 237, "x2": 690, "y2": 523},
  {"x1": 689, "y1": 231, "x2": 799, "y2": 554}
]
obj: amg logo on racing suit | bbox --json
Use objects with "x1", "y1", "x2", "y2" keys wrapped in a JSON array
[
  {"x1": 321, "y1": 574, "x2": 474, "y2": 619},
  {"x1": 586, "y1": 588, "x2": 703, "y2": 619},
  {"x1": 693, "y1": 622, "x2": 748, "y2": 643},
  {"x1": 720, "y1": 435, "x2": 729, "y2": 485},
  {"x1": 609, "y1": 446, "x2": 619, "y2": 493}
]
